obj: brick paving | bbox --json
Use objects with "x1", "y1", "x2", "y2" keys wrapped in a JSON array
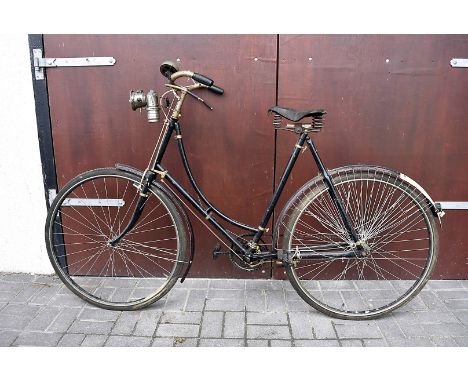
[{"x1": 0, "y1": 272, "x2": 467, "y2": 347}]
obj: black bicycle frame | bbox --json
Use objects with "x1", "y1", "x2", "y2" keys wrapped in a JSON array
[{"x1": 147, "y1": 118, "x2": 359, "y2": 260}]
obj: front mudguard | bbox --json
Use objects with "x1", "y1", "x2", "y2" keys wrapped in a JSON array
[{"x1": 115, "y1": 163, "x2": 195, "y2": 282}]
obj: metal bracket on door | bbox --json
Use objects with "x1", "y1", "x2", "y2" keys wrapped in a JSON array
[
  {"x1": 33, "y1": 49, "x2": 116, "y2": 80},
  {"x1": 450, "y1": 58, "x2": 468, "y2": 68}
]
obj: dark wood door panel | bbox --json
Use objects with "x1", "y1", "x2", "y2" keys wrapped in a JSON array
[
  {"x1": 273, "y1": 35, "x2": 468, "y2": 279},
  {"x1": 44, "y1": 34, "x2": 277, "y2": 278}
]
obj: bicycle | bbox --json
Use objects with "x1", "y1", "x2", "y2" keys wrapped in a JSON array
[{"x1": 45, "y1": 60, "x2": 444, "y2": 320}]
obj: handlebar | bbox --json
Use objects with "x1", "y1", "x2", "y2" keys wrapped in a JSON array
[{"x1": 166, "y1": 67, "x2": 224, "y2": 96}]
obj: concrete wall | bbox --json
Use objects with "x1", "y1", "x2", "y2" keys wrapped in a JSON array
[{"x1": 0, "y1": 35, "x2": 53, "y2": 274}]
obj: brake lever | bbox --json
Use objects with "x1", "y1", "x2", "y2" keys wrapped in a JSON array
[{"x1": 186, "y1": 90, "x2": 213, "y2": 110}]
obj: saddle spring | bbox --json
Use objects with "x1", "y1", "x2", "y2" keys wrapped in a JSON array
[{"x1": 272, "y1": 113, "x2": 282, "y2": 128}]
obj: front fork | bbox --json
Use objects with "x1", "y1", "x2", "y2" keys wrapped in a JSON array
[{"x1": 108, "y1": 169, "x2": 156, "y2": 246}]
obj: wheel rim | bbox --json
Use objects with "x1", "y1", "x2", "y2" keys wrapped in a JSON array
[
  {"x1": 47, "y1": 172, "x2": 183, "y2": 308},
  {"x1": 285, "y1": 171, "x2": 436, "y2": 318}
]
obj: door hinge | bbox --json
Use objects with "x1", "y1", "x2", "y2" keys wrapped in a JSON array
[
  {"x1": 33, "y1": 49, "x2": 116, "y2": 80},
  {"x1": 450, "y1": 58, "x2": 468, "y2": 68}
]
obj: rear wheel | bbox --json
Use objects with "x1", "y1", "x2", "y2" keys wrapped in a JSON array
[
  {"x1": 45, "y1": 168, "x2": 188, "y2": 310},
  {"x1": 282, "y1": 166, "x2": 438, "y2": 319}
]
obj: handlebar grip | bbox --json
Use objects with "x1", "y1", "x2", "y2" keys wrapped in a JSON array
[
  {"x1": 192, "y1": 72, "x2": 214, "y2": 87},
  {"x1": 208, "y1": 84, "x2": 224, "y2": 95}
]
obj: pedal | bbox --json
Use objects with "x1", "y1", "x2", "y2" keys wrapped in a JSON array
[{"x1": 212, "y1": 242, "x2": 227, "y2": 259}]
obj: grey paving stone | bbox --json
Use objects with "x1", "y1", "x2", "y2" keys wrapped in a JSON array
[
  {"x1": 294, "y1": 339, "x2": 340, "y2": 347},
  {"x1": 452, "y1": 310, "x2": 468, "y2": 325},
  {"x1": 58, "y1": 333, "x2": 86, "y2": 347},
  {"x1": 13, "y1": 332, "x2": 62, "y2": 347},
  {"x1": 310, "y1": 316, "x2": 337, "y2": 339},
  {"x1": 177, "y1": 278, "x2": 209, "y2": 289},
  {"x1": 151, "y1": 337, "x2": 174, "y2": 347},
  {"x1": 340, "y1": 339, "x2": 363, "y2": 347},
  {"x1": 68, "y1": 320, "x2": 114, "y2": 335},
  {"x1": 164, "y1": 289, "x2": 188, "y2": 311},
  {"x1": 223, "y1": 312, "x2": 245, "y2": 338},
  {"x1": 420, "y1": 323, "x2": 468, "y2": 337},
  {"x1": 419, "y1": 291, "x2": 449, "y2": 311},
  {"x1": 429, "y1": 280, "x2": 464, "y2": 290},
  {"x1": 200, "y1": 311, "x2": 223, "y2": 338},
  {"x1": 247, "y1": 339, "x2": 269, "y2": 347},
  {"x1": 1, "y1": 303, "x2": 41, "y2": 318},
  {"x1": 48, "y1": 293, "x2": 87, "y2": 308},
  {"x1": 208, "y1": 289, "x2": 244, "y2": 299},
  {"x1": 29, "y1": 285, "x2": 63, "y2": 305},
  {"x1": 334, "y1": 321, "x2": 382, "y2": 339},
  {"x1": 270, "y1": 340, "x2": 293, "y2": 347},
  {"x1": 454, "y1": 337, "x2": 468, "y2": 346},
  {"x1": 430, "y1": 337, "x2": 459, "y2": 347},
  {"x1": 442, "y1": 299, "x2": 468, "y2": 310},
  {"x1": 133, "y1": 311, "x2": 161, "y2": 337},
  {"x1": 156, "y1": 324, "x2": 199, "y2": 338},
  {"x1": 199, "y1": 338, "x2": 244, "y2": 347},
  {"x1": 11, "y1": 284, "x2": 45, "y2": 303},
  {"x1": 210, "y1": 279, "x2": 245, "y2": 290},
  {"x1": 1, "y1": 274, "x2": 36, "y2": 283},
  {"x1": 435, "y1": 290, "x2": 468, "y2": 299},
  {"x1": 25, "y1": 306, "x2": 61, "y2": 331},
  {"x1": 247, "y1": 312, "x2": 288, "y2": 326},
  {"x1": 286, "y1": 298, "x2": 314, "y2": 312},
  {"x1": 266, "y1": 290, "x2": 287, "y2": 312},
  {"x1": 247, "y1": 325, "x2": 290, "y2": 340},
  {"x1": 363, "y1": 339, "x2": 388, "y2": 347},
  {"x1": 288, "y1": 312, "x2": 314, "y2": 339},
  {"x1": 0, "y1": 330, "x2": 20, "y2": 346},
  {"x1": 34, "y1": 275, "x2": 62, "y2": 285},
  {"x1": 47, "y1": 307, "x2": 81, "y2": 333},
  {"x1": 399, "y1": 324, "x2": 427, "y2": 338},
  {"x1": 161, "y1": 311, "x2": 202, "y2": 324},
  {"x1": 205, "y1": 298, "x2": 244, "y2": 312},
  {"x1": 105, "y1": 335, "x2": 152, "y2": 347},
  {"x1": 0, "y1": 314, "x2": 34, "y2": 330},
  {"x1": 79, "y1": 308, "x2": 120, "y2": 322},
  {"x1": 246, "y1": 289, "x2": 266, "y2": 312},
  {"x1": 0, "y1": 281, "x2": 25, "y2": 293},
  {"x1": 81, "y1": 334, "x2": 108, "y2": 347},
  {"x1": 246, "y1": 279, "x2": 272, "y2": 290},
  {"x1": 185, "y1": 289, "x2": 207, "y2": 312},
  {"x1": 173, "y1": 337, "x2": 198, "y2": 347},
  {"x1": 413, "y1": 311, "x2": 460, "y2": 324},
  {"x1": 111, "y1": 311, "x2": 140, "y2": 335},
  {"x1": 0, "y1": 290, "x2": 19, "y2": 303},
  {"x1": 385, "y1": 337, "x2": 435, "y2": 347},
  {"x1": 376, "y1": 318, "x2": 406, "y2": 339}
]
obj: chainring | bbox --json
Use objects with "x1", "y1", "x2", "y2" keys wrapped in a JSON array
[{"x1": 229, "y1": 234, "x2": 268, "y2": 272}]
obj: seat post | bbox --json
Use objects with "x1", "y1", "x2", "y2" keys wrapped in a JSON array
[{"x1": 252, "y1": 132, "x2": 309, "y2": 245}]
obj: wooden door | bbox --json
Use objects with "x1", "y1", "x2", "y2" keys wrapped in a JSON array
[
  {"x1": 274, "y1": 35, "x2": 468, "y2": 279},
  {"x1": 44, "y1": 35, "x2": 277, "y2": 278}
]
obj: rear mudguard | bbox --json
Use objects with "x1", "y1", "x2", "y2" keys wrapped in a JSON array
[
  {"x1": 273, "y1": 164, "x2": 444, "y2": 248},
  {"x1": 115, "y1": 163, "x2": 195, "y2": 282}
]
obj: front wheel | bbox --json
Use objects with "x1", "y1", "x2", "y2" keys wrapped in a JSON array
[
  {"x1": 281, "y1": 166, "x2": 439, "y2": 320},
  {"x1": 45, "y1": 168, "x2": 188, "y2": 310}
]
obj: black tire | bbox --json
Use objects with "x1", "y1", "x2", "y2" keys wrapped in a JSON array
[
  {"x1": 45, "y1": 168, "x2": 188, "y2": 310},
  {"x1": 282, "y1": 166, "x2": 439, "y2": 320}
]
